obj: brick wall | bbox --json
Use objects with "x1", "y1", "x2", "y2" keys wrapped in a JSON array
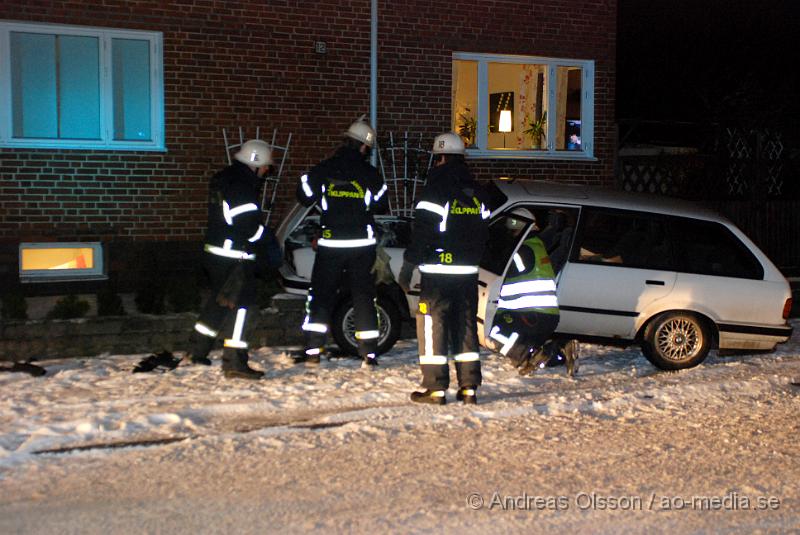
[{"x1": 0, "y1": 0, "x2": 616, "y2": 291}]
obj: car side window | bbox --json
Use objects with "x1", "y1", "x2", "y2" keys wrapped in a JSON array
[
  {"x1": 667, "y1": 217, "x2": 764, "y2": 279},
  {"x1": 536, "y1": 207, "x2": 578, "y2": 274},
  {"x1": 574, "y1": 209, "x2": 674, "y2": 270},
  {"x1": 481, "y1": 215, "x2": 530, "y2": 275},
  {"x1": 481, "y1": 205, "x2": 579, "y2": 275}
]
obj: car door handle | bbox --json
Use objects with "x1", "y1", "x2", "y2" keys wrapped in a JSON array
[{"x1": 645, "y1": 280, "x2": 665, "y2": 286}]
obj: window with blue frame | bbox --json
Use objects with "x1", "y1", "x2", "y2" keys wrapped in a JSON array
[
  {"x1": 452, "y1": 52, "x2": 594, "y2": 160},
  {"x1": 0, "y1": 21, "x2": 164, "y2": 151}
]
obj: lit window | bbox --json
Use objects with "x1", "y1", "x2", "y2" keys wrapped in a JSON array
[
  {"x1": 0, "y1": 21, "x2": 164, "y2": 151},
  {"x1": 452, "y1": 52, "x2": 594, "y2": 159},
  {"x1": 19, "y1": 242, "x2": 105, "y2": 282}
]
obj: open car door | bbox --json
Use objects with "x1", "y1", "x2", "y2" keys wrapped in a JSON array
[
  {"x1": 475, "y1": 208, "x2": 536, "y2": 348},
  {"x1": 477, "y1": 205, "x2": 579, "y2": 349}
]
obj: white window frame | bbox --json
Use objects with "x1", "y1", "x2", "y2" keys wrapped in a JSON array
[
  {"x1": 19, "y1": 242, "x2": 106, "y2": 283},
  {"x1": 0, "y1": 20, "x2": 164, "y2": 151},
  {"x1": 453, "y1": 52, "x2": 595, "y2": 161}
]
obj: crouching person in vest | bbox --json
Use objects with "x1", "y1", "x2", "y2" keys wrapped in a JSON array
[
  {"x1": 488, "y1": 209, "x2": 571, "y2": 376},
  {"x1": 187, "y1": 139, "x2": 274, "y2": 379}
]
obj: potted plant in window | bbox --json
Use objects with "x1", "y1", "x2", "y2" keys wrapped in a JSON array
[
  {"x1": 523, "y1": 111, "x2": 547, "y2": 149},
  {"x1": 457, "y1": 109, "x2": 477, "y2": 147}
]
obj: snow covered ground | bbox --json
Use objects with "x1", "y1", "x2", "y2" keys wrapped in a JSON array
[{"x1": 1, "y1": 319, "x2": 799, "y2": 533}]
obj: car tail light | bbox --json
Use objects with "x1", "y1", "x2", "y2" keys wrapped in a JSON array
[{"x1": 783, "y1": 297, "x2": 793, "y2": 320}]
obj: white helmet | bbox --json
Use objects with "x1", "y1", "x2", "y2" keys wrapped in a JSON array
[
  {"x1": 345, "y1": 117, "x2": 376, "y2": 147},
  {"x1": 234, "y1": 139, "x2": 272, "y2": 167},
  {"x1": 505, "y1": 208, "x2": 535, "y2": 231},
  {"x1": 432, "y1": 132, "x2": 466, "y2": 155}
]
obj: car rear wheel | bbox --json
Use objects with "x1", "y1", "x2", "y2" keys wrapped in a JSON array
[
  {"x1": 641, "y1": 311, "x2": 711, "y2": 370},
  {"x1": 331, "y1": 296, "x2": 401, "y2": 356}
]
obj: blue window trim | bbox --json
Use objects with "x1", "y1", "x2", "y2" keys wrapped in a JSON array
[{"x1": 0, "y1": 20, "x2": 165, "y2": 151}]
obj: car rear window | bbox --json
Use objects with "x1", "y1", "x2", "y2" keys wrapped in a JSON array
[{"x1": 667, "y1": 217, "x2": 764, "y2": 280}]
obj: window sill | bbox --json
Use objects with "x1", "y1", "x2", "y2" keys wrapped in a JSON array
[
  {"x1": 1, "y1": 140, "x2": 166, "y2": 152},
  {"x1": 466, "y1": 148, "x2": 596, "y2": 161}
]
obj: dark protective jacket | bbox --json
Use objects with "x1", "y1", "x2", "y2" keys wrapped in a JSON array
[
  {"x1": 296, "y1": 146, "x2": 387, "y2": 245},
  {"x1": 204, "y1": 161, "x2": 268, "y2": 262},
  {"x1": 404, "y1": 159, "x2": 490, "y2": 272}
]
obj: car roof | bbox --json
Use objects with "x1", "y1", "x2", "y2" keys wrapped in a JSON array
[{"x1": 492, "y1": 179, "x2": 725, "y2": 222}]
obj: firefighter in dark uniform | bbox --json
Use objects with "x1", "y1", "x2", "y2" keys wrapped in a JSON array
[
  {"x1": 398, "y1": 132, "x2": 490, "y2": 405},
  {"x1": 187, "y1": 139, "x2": 273, "y2": 379},
  {"x1": 488, "y1": 208, "x2": 571, "y2": 376},
  {"x1": 293, "y1": 118, "x2": 388, "y2": 367}
]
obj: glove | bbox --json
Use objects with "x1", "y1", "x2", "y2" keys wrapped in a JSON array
[
  {"x1": 397, "y1": 261, "x2": 415, "y2": 293},
  {"x1": 370, "y1": 247, "x2": 395, "y2": 286}
]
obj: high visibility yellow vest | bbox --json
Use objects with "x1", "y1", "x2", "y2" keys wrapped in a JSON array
[{"x1": 497, "y1": 236, "x2": 559, "y2": 315}]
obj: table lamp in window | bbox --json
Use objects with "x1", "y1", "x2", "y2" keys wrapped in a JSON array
[{"x1": 499, "y1": 109, "x2": 512, "y2": 148}]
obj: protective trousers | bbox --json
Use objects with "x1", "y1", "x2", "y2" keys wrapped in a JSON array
[
  {"x1": 490, "y1": 310, "x2": 560, "y2": 366},
  {"x1": 303, "y1": 245, "x2": 379, "y2": 357},
  {"x1": 416, "y1": 272, "x2": 481, "y2": 390},
  {"x1": 190, "y1": 253, "x2": 256, "y2": 370}
]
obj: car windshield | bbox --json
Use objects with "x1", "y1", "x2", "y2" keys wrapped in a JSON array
[
  {"x1": 286, "y1": 209, "x2": 413, "y2": 250},
  {"x1": 484, "y1": 181, "x2": 509, "y2": 212}
]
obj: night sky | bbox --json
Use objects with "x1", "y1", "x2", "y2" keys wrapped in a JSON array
[{"x1": 617, "y1": 0, "x2": 799, "y2": 137}]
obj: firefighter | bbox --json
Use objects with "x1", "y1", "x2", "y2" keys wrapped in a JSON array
[
  {"x1": 292, "y1": 117, "x2": 388, "y2": 368},
  {"x1": 487, "y1": 208, "x2": 572, "y2": 376},
  {"x1": 398, "y1": 132, "x2": 491, "y2": 405},
  {"x1": 187, "y1": 139, "x2": 274, "y2": 379}
]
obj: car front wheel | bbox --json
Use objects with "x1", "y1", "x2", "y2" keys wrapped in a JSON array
[
  {"x1": 331, "y1": 296, "x2": 402, "y2": 356},
  {"x1": 641, "y1": 312, "x2": 711, "y2": 370}
]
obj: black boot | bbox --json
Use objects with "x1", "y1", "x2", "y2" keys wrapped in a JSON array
[
  {"x1": 361, "y1": 353, "x2": 379, "y2": 369},
  {"x1": 291, "y1": 348, "x2": 321, "y2": 366},
  {"x1": 410, "y1": 389, "x2": 446, "y2": 405},
  {"x1": 222, "y1": 349, "x2": 263, "y2": 379},
  {"x1": 517, "y1": 347, "x2": 550, "y2": 376},
  {"x1": 563, "y1": 340, "x2": 580, "y2": 377},
  {"x1": 189, "y1": 333, "x2": 215, "y2": 366},
  {"x1": 456, "y1": 387, "x2": 478, "y2": 405}
]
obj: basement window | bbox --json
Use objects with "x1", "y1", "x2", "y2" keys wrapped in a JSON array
[{"x1": 19, "y1": 242, "x2": 106, "y2": 282}]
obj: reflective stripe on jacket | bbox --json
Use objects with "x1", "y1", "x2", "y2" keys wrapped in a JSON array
[{"x1": 497, "y1": 236, "x2": 559, "y2": 314}]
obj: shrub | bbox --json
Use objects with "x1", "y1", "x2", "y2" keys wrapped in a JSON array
[
  {"x1": 166, "y1": 276, "x2": 202, "y2": 313},
  {"x1": 46, "y1": 294, "x2": 91, "y2": 320},
  {"x1": 133, "y1": 255, "x2": 168, "y2": 314},
  {"x1": 134, "y1": 279, "x2": 167, "y2": 314},
  {"x1": 1, "y1": 292, "x2": 28, "y2": 320},
  {"x1": 96, "y1": 285, "x2": 126, "y2": 316}
]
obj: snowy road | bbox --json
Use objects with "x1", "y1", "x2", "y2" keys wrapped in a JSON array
[{"x1": 1, "y1": 320, "x2": 799, "y2": 533}]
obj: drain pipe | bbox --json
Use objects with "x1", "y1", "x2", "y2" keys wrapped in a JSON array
[{"x1": 370, "y1": 0, "x2": 378, "y2": 166}]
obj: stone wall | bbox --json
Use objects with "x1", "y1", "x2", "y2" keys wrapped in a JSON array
[{"x1": 0, "y1": 295, "x2": 306, "y2": 362}]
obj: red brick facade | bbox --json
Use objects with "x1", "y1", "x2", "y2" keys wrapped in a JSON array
[{"x1": 0, "y1": 0, "x2": 616, "y2": 290}]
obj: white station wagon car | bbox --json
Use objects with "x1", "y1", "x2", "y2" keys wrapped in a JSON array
[{"x1": 276, "y1": 179, "x2": 793, "y2": 370}]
